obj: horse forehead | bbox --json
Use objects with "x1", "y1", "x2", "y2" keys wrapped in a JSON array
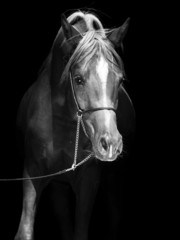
[{"x1": 96, "y1": 56, "x2": 109, "y2": 83}]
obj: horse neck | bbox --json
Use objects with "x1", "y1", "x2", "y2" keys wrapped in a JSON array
[{"x1": 50, "y1": 43, "x2": 65, "y2": 88}]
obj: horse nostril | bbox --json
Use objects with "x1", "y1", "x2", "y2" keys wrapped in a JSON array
[{"x1": 100, "y1": 137, "x2": 108, "y2": 152}]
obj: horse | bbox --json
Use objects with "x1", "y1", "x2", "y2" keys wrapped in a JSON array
[{"x1": 14, "y1": 10, "x2": 135, "y2": 240}]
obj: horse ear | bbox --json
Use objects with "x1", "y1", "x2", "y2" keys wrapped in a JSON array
[
  {"x1": 61, "y1": 14, "x2": 82, "y2": 45},
  {"x1": 108, "y1": 18, "x2": 130, "y2": 48}
]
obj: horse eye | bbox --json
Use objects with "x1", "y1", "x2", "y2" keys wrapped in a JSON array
[{"x1": 74, "y1": 75, "x2": 84, "y2": 85}]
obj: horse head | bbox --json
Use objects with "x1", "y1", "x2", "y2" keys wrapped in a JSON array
[{"x1": 54, "y1": 12, "x2": 130, "y2": 162}]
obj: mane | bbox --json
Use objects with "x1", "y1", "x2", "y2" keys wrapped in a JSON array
[
  {"x1": 60, "y1": 11, "x2": 125, "y2": 83},
  {"x1": 38, "y1": 11, "x2": 105, "y2": 77},
  {"x1": 38, "y1": 11, "x2": 125, "y2": 82},
  {"x1": 61, "y1": 32, "x2": 124, "y2": 83}
]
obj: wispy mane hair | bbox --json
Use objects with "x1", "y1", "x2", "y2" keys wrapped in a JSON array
[{"x1": 60, "y1": 29, "x2": 125, "y2": 83}]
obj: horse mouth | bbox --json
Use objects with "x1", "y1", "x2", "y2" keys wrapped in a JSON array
[
  {"x1": 95, "y1": 153, "x2": 120, "y2": 162},
  {"x1": 82, "y1": 126, "x2": 123, "y2": 162},
  {"x1": 92, "y1": 145, "x2": 122, "y2": 162}
]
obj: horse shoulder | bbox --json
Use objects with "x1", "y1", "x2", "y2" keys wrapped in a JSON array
[{"x1": 17, "y1": 74, "x2": 52, "y2": 140}]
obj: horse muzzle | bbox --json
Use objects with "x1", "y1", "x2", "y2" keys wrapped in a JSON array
[
  {"x1": 94, "y1": 132, "x2": 123, "y2": 162},
  {"x1": 83, "y1": 109, "x2": 123, "y2": 162}
]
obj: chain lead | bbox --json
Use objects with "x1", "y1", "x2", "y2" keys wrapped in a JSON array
[{"x1": 72, "y1": 113, "x2": 82, "y2": 170}]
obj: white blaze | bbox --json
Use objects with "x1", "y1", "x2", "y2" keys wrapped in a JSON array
[
  {"x1": 96, "y1": 56, "x2": 111, "y2": 128},
  {"x1": 96, "y1": 56, "x2": 109, "y2": 106}
]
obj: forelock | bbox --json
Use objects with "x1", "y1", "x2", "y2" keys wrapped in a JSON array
[{"x1": 60, "y1": 30, "x2": 124, "y2": 82}]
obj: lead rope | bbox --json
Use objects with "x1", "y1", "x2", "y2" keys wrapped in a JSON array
[{"x1": 0, "y1": 113, "x2": 93, "y2": 181}]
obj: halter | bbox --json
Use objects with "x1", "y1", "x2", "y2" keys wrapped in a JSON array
[{"x1": 69, "y1": 72, "x2": 116, "y2": 170}]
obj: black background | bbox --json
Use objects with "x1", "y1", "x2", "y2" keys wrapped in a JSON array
[{"x1": 0, "y1": 1, "x2": 172, "y2": 239}]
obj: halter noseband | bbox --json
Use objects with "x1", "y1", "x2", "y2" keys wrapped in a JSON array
[{"x1": 70, "y1": 72, "x2": 116, "y2": 116}]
